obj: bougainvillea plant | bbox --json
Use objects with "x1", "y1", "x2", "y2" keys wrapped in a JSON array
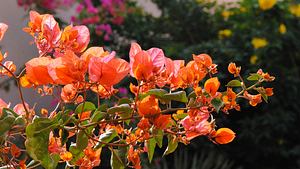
[{"x1": 0, "y1": 11, "x2": 274, "y2": 169}]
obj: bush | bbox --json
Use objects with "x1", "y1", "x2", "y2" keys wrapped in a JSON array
[{"x1": 0, "y1": 9, "x2": 275, "y2": 168}]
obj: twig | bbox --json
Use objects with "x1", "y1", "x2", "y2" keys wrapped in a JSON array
[{"x1": 0, "y1": 63, "x2": 29, "y2": 119}]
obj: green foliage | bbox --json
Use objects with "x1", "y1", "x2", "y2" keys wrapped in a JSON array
[
  {"x1": 163, "y1": 135, "x2": 178, "y2": 156},
  {"x1": 0, "y1": 108, "x2": 18, "y2": 136},
  {"x1": 147, "y1": 138, "x2": 157, "y2": 163},
  {"x1": 107, "y1": 104, "x2": 133, "y2": 115},
  {"x1": 76, "y1": 130, "x2": 89, "y2": 150},
  {"x1": 25, "y1": 117, "x2": 61, "y2": 169},
  {"x1": 94, "y1": 129, "x2": 118, "y2": 149},
  {"x1": 153, "y1": 128, "x2": 164, "y2": 148},
  {"x1": 111, "y1": 148, "x2": 126, "y2": 169},
  {"x1": 75, "y1": 101, "x2": 96, "y2": 114},
  {"x1": 211, "y1": 98, "x2": 224, "y2": 113},
  {"x1": 139, "y1": 89, "x2": 168, "y2": 100},
  {"x1": 139, "y1": 89, "x2": 188, "y2": 103},
  {"x1": 163, "y1": 91, "x2": 188, "y2": 103},
  {"x1": 226, "y1": 80, "x2": 242, "y2": 87},
  {"x1": 247, "y1": 74, "x2": 261, "y2": 81}
]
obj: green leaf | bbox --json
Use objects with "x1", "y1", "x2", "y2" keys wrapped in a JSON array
[
  {"x1": 187, "y1": 97, "x2": 198, "y2": 108},
  {"x1": 60, "y1": 129, "x2": 69, "y2": 146},
  {"x1": 76, "y1": 130, "x2": 88, "y2": 151},
  {"x1": 69, "y1": 143, "x2": 84, "y2": 164},
  {"x1": 147, "y1": 138, "x2": 156, "y2": 163},
  {"x1": 98, "y1": 104, "x2": 108, "y2": 112},
  {"x1": 110, "y1": 149, "x2": 125, "y2": 169},
  {"x1": 60, "y1": 110, "x2": 75, "y2": 125},
  {"x1": 163, "y1": 135, "x2": 178, "y2": 156},
  {"x1": 173, "y1": 113, "x2": 188, "y2": 120},
  {"x1": 257, "y1": 90, "x2": 268, "y2": 103},
  {"x1": 116, "y1": 105, "x2": 133, "y2": 125},
  {"x1": 107, "y1": 104, "x2": 132, "y2": 115},
  {"x1": 2, "y1": 108, "x2": 19, "y2": 117},
  {"x1": 247, "y1": 74, "x2": 261, "y2": 81},
  {"x1": 91, "y1": 111, "x2": 107, "y2": 122},
  {"x1": 94, "y1": 129, "x2": 117, "y2": 149},
  {"x1": 153, "y1": 129, "x2": 164, "y2": 148},
  {"x1": 118, "y1": 98, "x2": 133, "y2": 105},
  {"x1": 75, "y1": 102, "x2": 96, "y2": 114},
  {"x1": 211, "y1": 98, "x2": 224, "y2": 113},
  {"x1": 261, "y1": 93, "x2": 268, "y2": 103},
  {"x1": 14, "y1": 116, "x2": 26, "y2": 126},
  {"x1": 188, "y1": 91, "x2": 196, "y2": 99},
  {"x1": 26, "y1": 160, "x2": 39, "y2": 168},
  {"x1": 226, "y1": 80, "x2": 242, "y2": 87},
  {"x1": 163, "y1": 91, "x2": 188, "y2": 103},
  {"x1": 25, "y1": 118, "x2": 60, "y2": 169},
  {"x1": 0, "y1": 114, "x2": 15, "y2": 136},
  {"x1": 86, "y1": 111, "x2": 107, "y2": 133},
  {"x1": 117, "y1": 141, "x2": 128, "y2": 164},
  {"x1": 139, "y1": 89, "x2": 168, "y2": 100}
]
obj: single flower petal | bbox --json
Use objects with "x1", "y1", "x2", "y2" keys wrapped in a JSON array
[{"x1": 0, "y1": 23, "x2": 8, "y2": 41}]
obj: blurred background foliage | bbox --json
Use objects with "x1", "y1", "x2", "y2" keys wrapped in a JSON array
[{"x1": 14, "y1": 0, "x2": 300, "y2": 168}]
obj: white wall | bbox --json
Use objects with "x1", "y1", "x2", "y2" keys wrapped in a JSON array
[{"x1": 0, "y1": 0, "x2": 52, "y2": 110}]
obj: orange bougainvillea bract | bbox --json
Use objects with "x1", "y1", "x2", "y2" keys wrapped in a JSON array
[
  {"x1": 213, "y1": 128, "x2": 236, "y2": 144},
  {"x1": 0, "y1": 23, "x2": 8, "y2": 41}
]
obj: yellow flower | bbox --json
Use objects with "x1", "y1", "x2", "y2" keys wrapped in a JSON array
[
  {"x1": 222, "y1": 11, "x2": 233, "y2": 20},
  {"x1": 218, "y1": 29, "x2": 232, "y2": 39},
  {"x1": 279, "y1": 24, "x2": 286, "y2": 34},
  {"x1": 240, "y1": 7, "x2": 247, "y2": 13},
  {"x1": 251, "y1": 38, "x2": 268, "y2": 49},
  {"x1": 289, "y1": 4, "x2": 300, "y2": 17},
  {"x1": 250, "y1": 55, "x2": 258, "y2": 64},
  {"x1": 258, "y1": 0, "x2": 277, "y2": 10}
]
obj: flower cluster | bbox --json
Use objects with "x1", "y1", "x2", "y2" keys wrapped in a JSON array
[
  {"x1": 0, "y1": 11, "x2": 274, "y2": 169},
  {"x1": 18, "y1": 0, "x2": 133, "y2": 42},
  {"x1": 17, "y1": 0, "x2": 75, "y2": 10},
  {"x1": 73, "y1": 0, "x2": 130, "y2": 41}
]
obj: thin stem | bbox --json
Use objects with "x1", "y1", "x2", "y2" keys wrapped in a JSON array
[
  {"x1": 0, "y1": 63, "x2": 18, "y2": 79},
  {"x1": 237, "y1": 79, "x2": 263, "y2": 96},
  {"x1": 238, "y1": 74, "x2": 247, "y2": 90},
  {"x1": 49, "y1": 101, "x2": 61, "y2": 118},
  {"x1": 78, "y1": 116, "x2": 139, "y2": 129},
  {"x1": 16, "y1": 67, "x2": 26, "y2": 79},
  {"x1": 80, "y1": 127, "x2": 129, "y2": 147},
  {"x1": 0, "y1": 63, "x2": 29, "y2": 119},
  {"x1": 97, "y1": 94, "x2": 100, "y2": 108}
]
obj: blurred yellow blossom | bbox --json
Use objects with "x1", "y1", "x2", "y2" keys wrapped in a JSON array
[
  {"x1": 218, "y1": 29, "x2": 232, "y2": 39},
  {"x1": 279, "y1": 24, "x2": 287, "y2": 34},
  {"x1": 250, "y1": 55, "x2": 258, "y2": 64},
  {"x1": 252, "y1": 38, "x2": 268, "y2": 49},
  {"x1": 222, "y1": 10, "x2": 234, "y2": 20},
  {"x1": 258, "y1": 0, "x2": 277, "y2": 10},
  {"x1": 240, "y1": 7, "x2": 247, "y2": 13},
  {"x1": 289, "y1": 4, "x2": 300, "y2": 17}
]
